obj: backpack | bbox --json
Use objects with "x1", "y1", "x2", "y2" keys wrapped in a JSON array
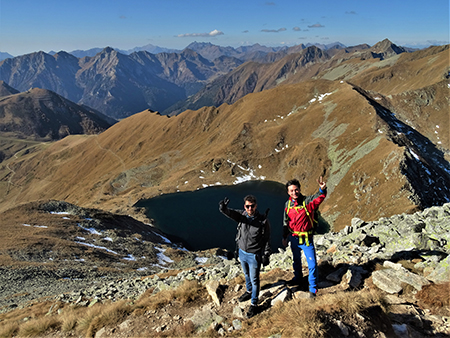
[{"x1": 286, "y1": 200, "x2": 319, "y2": 232}]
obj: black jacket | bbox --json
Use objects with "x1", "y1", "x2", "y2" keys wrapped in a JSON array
[{"x1": 219, "y1": 204, "x2": 271, "y2": 255}]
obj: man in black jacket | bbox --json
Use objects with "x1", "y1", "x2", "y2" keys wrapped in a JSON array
[{"x1": 219, "y1": 195, "x2": 271, "y2": 318}]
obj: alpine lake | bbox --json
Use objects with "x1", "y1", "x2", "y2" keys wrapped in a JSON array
[{"x1": 134, "y1": 180, "x2": 330, "y2": 253}]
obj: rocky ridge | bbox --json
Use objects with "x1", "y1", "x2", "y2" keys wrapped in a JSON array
[{"x1": 1, "y1": 203, "x2": 449, "y2": 337}]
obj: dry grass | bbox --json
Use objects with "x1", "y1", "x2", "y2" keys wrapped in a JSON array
[
  {"x1": 84, "y1": 301, "x2": 132, "y2": 338},
  {"x1": 134, "y1": 288, "x2": 174, "y2": 312},
  {"x1": 243, "y1": 288, "x2": 387, "y2": 338},
  {"x1": 135, "y1": 280, "x2": 205, "y2": 313},
  {"x1": 0, "y1": 301, "x2": 133, "y2": 338},
  {"x1": 0, "y1": 279, "x2": 388, "y2": 338},
  {"x1": 16, "y1": 316, "x2": 60, "y2": 337},
  {"x1": 60, "y1": 307, "x2": 79, "y2": 332},
  {"x1": 0, "y1": 300, "x2": 60, "y2": 338},
  {"x1": 416, "y1": 282, "x2": 450, "y2": 316},
  {"x1": 0, "y1": 322, "x2": 19, "y2": 338},
  {"x1": 72, "y1": 304, "x2": 103, "y2": 334}
]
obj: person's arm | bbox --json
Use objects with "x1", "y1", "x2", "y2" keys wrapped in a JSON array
[
  {"x1": 304, "y1": 176, "x2": 328, "y2": 204},
  {"x1": 263, "y1": 219, "x2": 271, "y2": 255},
  {"x1": 219, "y1": 198, "x2": 246, "y2": 223},
  {"x1": 307, "y1": 191, "x2": 327, "y2": 211},
  {"x1": 306, "y1": 177, "x2": 328, "y2": 212},
  {"x1": 261, "y1": 219, "x2": 271, "y2": 266}
]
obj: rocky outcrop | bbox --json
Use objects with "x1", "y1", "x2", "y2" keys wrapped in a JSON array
[{"x1": 311, "y1": 203, "x2": 450, "y2": 285}]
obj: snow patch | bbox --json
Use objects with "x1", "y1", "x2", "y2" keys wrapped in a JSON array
[
  {"x1": 409, "y1": 149, "x2": 420, "y2": 161},
  {"x1": 123, "y1": 254, "x2": 136, "y2": 261},
  {"x1": 78, "y1": 223, "x2": 102, "y2": 235},
  {"x1": 153, "y1": 232, "x2": 172, "y2": 244},
  {"x1": 195, "y1": 257, "x2": 208, "y2": 264},
  {"x1": 155, "y1": 247, "x2": 174, "y2": 265},
  {"x1": 137, "y1": 267, "x2": 148, "y2": 271},
  {"x1": 75, "y1": 241, "x2": 118, "y2": 255}
]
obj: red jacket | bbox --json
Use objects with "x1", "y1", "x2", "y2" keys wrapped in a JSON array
[{"x1": 283, "y1": 190, "x2": 326, "y2": 236}]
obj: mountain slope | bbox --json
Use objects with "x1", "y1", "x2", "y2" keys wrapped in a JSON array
[
  {"x1": 165, "y1": 46, "x2": 331, "y2": 115},
  {"x1": 0, "y1": 87, "x2": 113, "y2": 140}
]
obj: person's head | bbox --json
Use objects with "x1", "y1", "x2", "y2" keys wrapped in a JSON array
[
  {"x1": 243, "y1": 195, "x2": 257, "y2": 216},
  {"x1": 286, "y1": 179, "x2": 301, "y2": 200}
]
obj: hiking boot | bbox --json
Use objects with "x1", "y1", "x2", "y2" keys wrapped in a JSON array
[
  {"x1": 238, "y1": 291, "x2": 251, "y2": 302},
  {"x1": 246, "y1": 305, "x2": 258, "y2": 318}
]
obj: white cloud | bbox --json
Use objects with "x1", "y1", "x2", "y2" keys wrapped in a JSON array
[{"x1": 177, "y1": 29, "x2": 224, "y2": 38}]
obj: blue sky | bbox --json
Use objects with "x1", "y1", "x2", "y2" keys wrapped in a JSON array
[{"x1": 1, "y1": 0, "x2": 448, "y2": 56}]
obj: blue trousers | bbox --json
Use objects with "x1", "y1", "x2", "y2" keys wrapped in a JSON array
[
  {"x1": 239, "y1": 248, "x2": 261, "y2": 305},
  {"x1": 290, "y1": 234, "x2": 318, "y2": 293}
]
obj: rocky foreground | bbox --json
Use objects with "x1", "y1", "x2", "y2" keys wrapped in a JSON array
[{"x1": 0, "y1": 203, "x2": 449, "y2": 337}]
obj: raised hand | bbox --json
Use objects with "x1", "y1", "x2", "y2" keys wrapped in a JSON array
[
  {"x1": 219, "y1": 197, "x2": 230, "y2": 209},
  {"x1": 317, "y1": 176, "x2": 327, "y2": 190}
]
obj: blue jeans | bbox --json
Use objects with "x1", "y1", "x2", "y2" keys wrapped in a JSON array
[
  {"x1": 239, "y1": 248, "x2": 261, "y2": 305},
  {"x1": 290, "y1": 235, "x2": 318, "y2": 293}
]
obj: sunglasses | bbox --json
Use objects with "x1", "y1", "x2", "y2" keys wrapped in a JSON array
[{"x1": 244, "y1": 204, "x2": 256, "y2": 209}]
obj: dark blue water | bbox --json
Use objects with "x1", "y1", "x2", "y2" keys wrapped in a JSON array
[
  {"x1": 134, "y1": 180, "x2": 289, "y2": 252},
  {"x1": 135, "y1": 180, "x2": 331, "y2": 252}
]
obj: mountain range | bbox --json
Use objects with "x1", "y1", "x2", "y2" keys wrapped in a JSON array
[
  {"x1": 0, "y1": 39, "x2": 448, "y2": 232},
  {"x1": 0, "y1": 39, "x2": 409, "y2": 119},
  {"x1": 0, "y1": 46, "x2": 243, "y2": 119}
]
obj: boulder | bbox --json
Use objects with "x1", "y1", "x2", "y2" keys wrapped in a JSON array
[{"x1": 206, "y1": 280, "x2": 222, "y2": 307}]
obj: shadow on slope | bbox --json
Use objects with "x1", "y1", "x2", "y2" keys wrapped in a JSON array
[{"x1": 351, "y1": 85, "x2": 450, "y2": 208}]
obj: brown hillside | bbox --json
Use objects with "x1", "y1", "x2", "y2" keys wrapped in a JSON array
[
  {"x1": 0, "y1": 79, "x2": 426, "y2": 230},
  {"x1": 0, "y1": 87, "x2": 112, "y2": 140},
  {"x1": 349, "y1": 44, "x2": 449, "y2": 95}
]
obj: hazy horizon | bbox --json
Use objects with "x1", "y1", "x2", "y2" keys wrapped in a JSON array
[{"x1": 1, "y1": 0, "x2": 448, "y2": 56}]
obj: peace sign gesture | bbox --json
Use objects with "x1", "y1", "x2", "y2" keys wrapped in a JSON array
[{"x1": 317, "y1": 176, "x2": 327, "y2": 190}]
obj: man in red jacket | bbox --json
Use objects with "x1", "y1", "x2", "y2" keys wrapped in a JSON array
[{"x1": 282, "y1": 176, "x2": 327, "y2": 297}]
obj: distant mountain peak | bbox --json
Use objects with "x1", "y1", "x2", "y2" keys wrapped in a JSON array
[
  {"x1": 369, "y1": 38, "x2": 406, "y2": 59},
  {"x1": 101, "y1": 46, "x2": 116, "y2": 54},
  {"x1": 372, "y1": 38, "x2": 395, "y2": 50},
  {"x1": 187, "y1": 41, "x2": 214, "y2": 48}
]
